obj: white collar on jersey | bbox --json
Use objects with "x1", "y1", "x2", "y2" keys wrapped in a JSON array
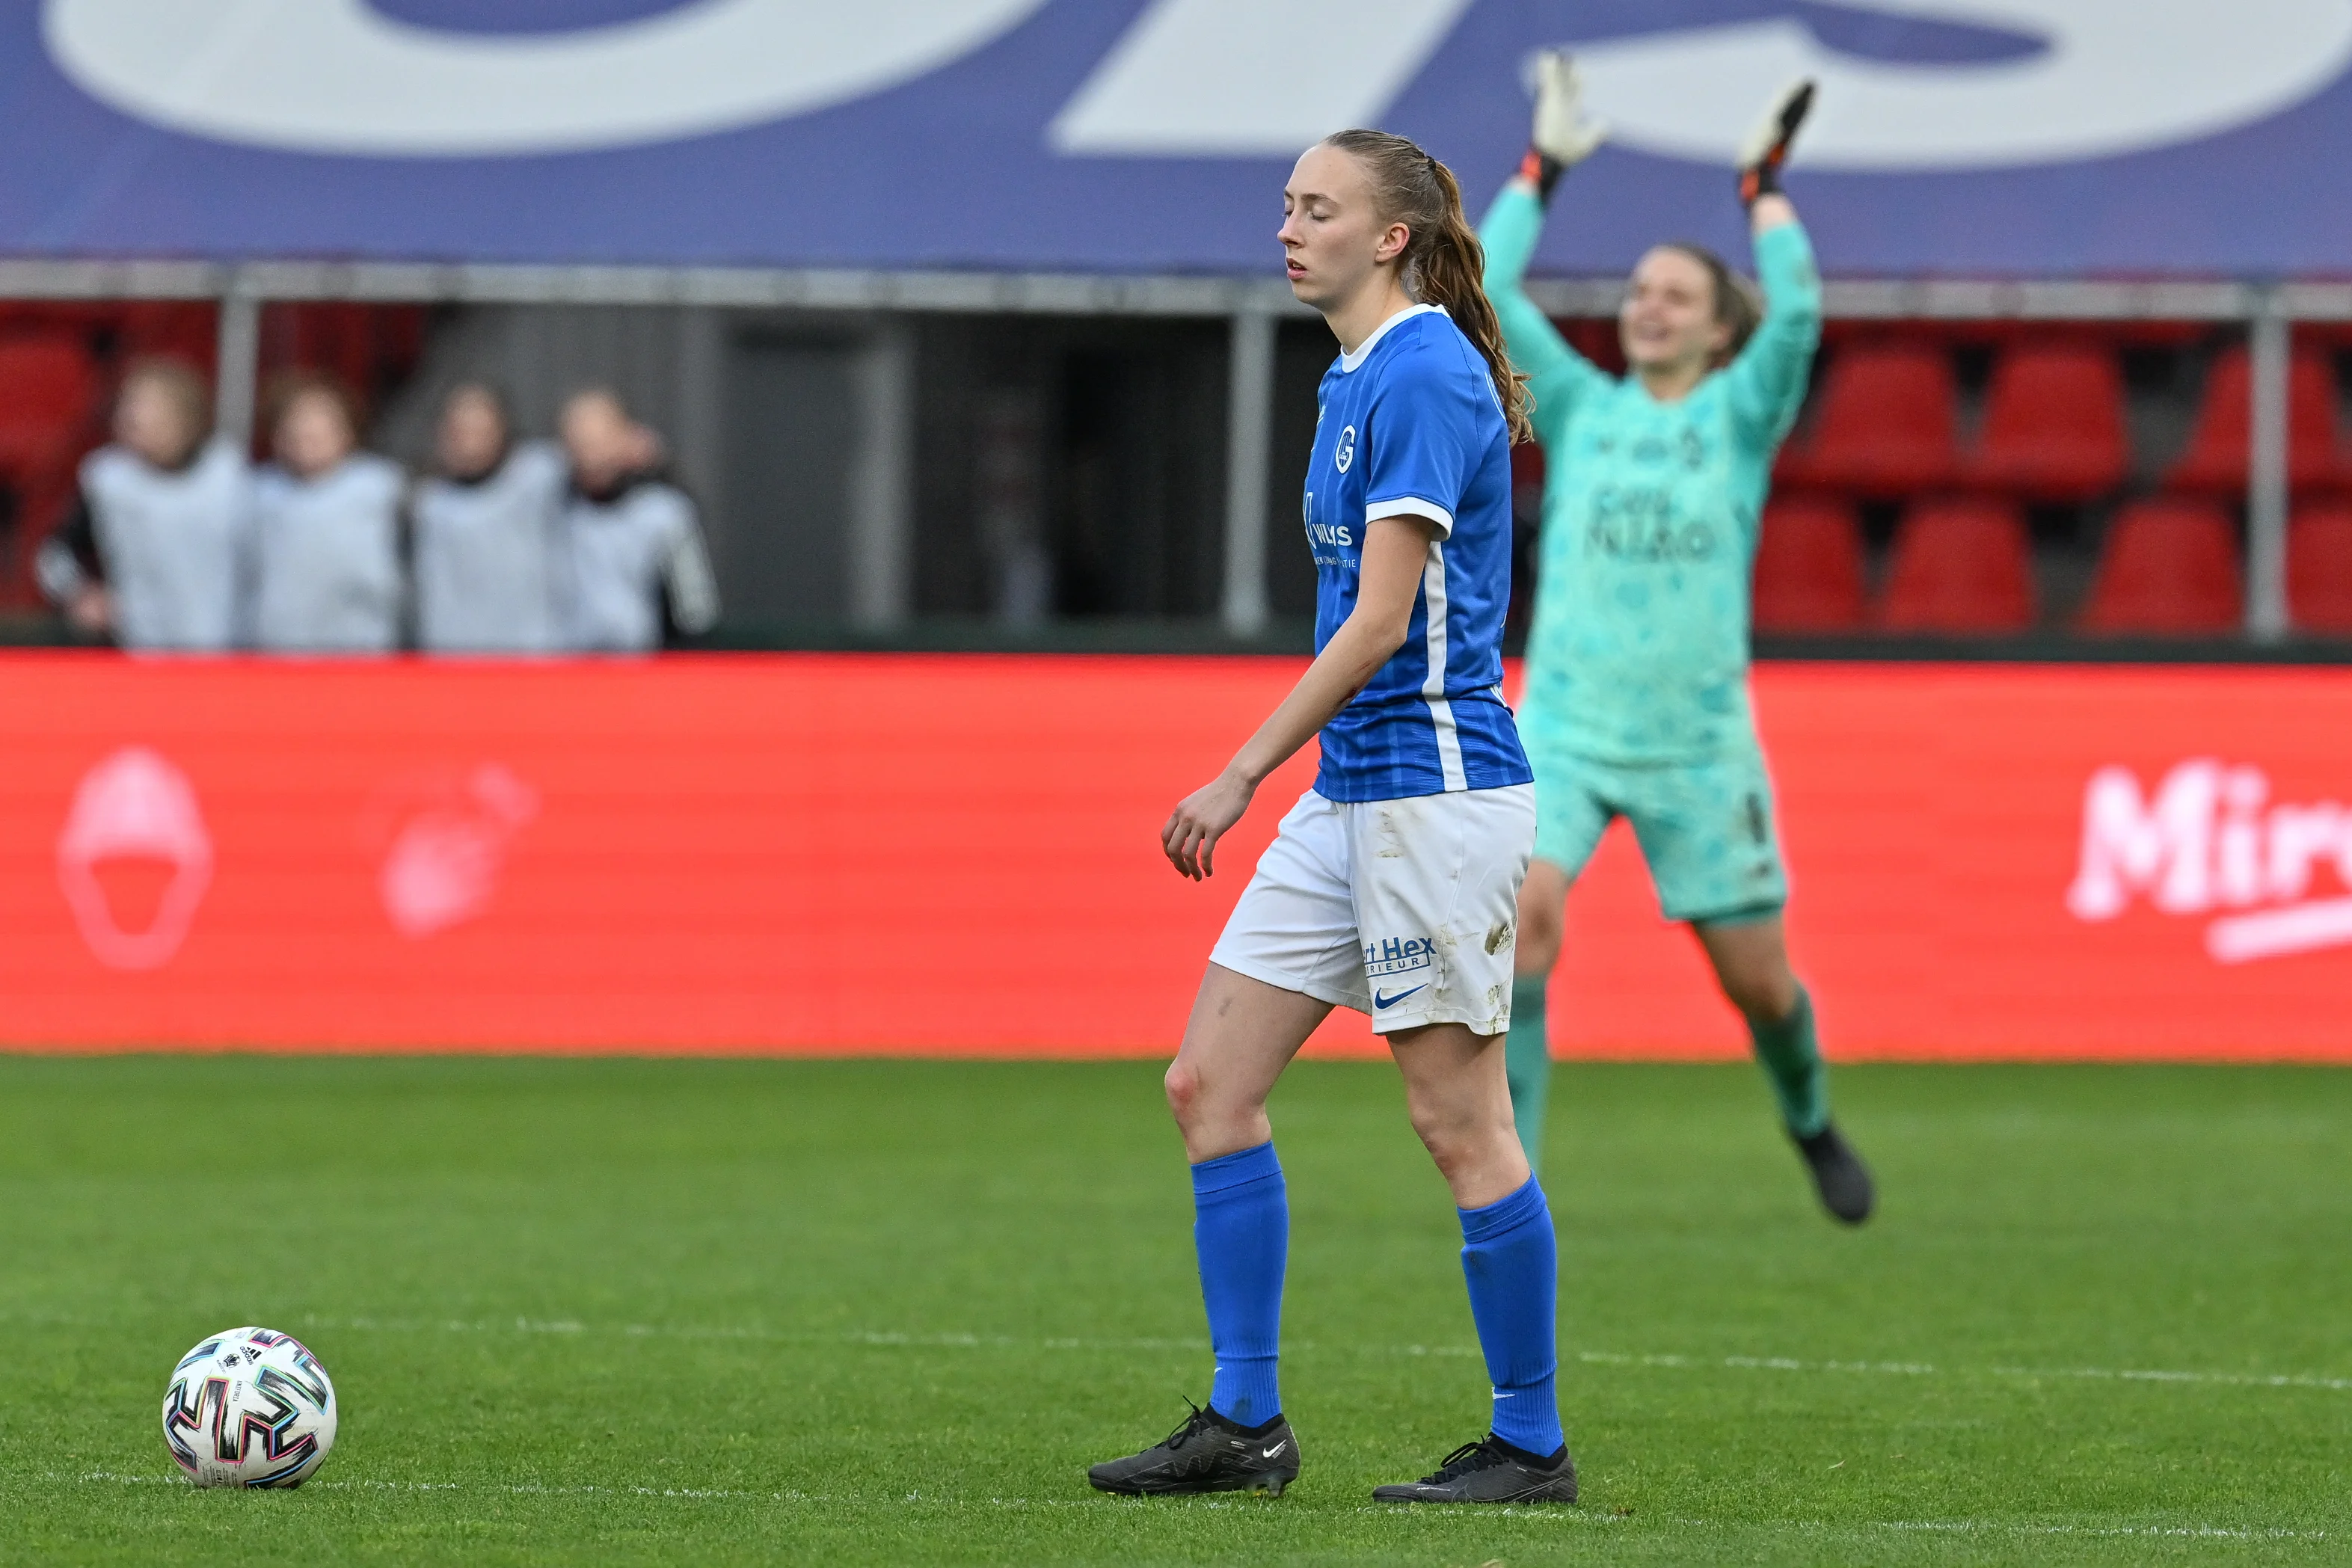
[{"x1": 1338, "y1": 302, "x2": 1446, "y2": 373}]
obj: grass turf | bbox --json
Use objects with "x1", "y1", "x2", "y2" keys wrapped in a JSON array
[{"x1": 0, "y1": 1057, "x2": 2343, "y2": 1565}]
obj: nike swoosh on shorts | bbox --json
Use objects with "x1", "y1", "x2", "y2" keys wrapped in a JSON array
[{"x1": 1374, "y1": 985, "x2": 1428, "y2": 1009}]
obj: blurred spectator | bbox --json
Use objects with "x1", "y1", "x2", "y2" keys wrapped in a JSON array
[
  {"x1": 556, "y1": 388, "x2": 719, "y2": 652},
  {"x1": 251, "y1": 373, "x2": 405, "y2": 654},
  {"x1": 411, "y1": 382, "x2": 565, "y2": 654},
  {"x1": 35, "y1": 358, "x2": 251, "y2": 651}
]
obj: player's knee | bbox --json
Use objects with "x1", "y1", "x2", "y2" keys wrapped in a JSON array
[
  {"x1": 1516, "y1": 908, "x2": 1563, "y2": 976},
  {"x1": 1719, "y1": 961, "x2": 1799, "y2": 1024},
  {"x1": 1405, "y1": 1101, "x2": 1454, "y2": 1164},
  {"x1": 1162, "y1": 1060, "x2": 1201, "y2": 1123},
  {"x1": 1404, "y1": 1095, "x2": 1482, "y2": 1178},
  {"x1": 1515, "y1": 892, "x2": 1563, "y2": 974},
  {"x1": 1414, "y1": 1125, "x2": 1482, "y2": 1188}
]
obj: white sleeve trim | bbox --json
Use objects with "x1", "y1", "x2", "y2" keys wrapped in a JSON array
[
  {"x1": 664, "y1": 516, "x2": 722, "y2": 636},
  {"x1": 1365, "y1": 496, "x2": 1455, "y2": 538},
  {"x1": 34, "y1": 535, "x2": 87, "y2": 605}
]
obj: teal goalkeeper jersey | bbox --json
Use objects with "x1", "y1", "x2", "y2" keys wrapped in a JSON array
[{"x1": 1481, "y1": 185, "x2": 1821, "y2": 763}]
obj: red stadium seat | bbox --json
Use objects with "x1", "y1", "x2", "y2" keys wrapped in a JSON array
[
  {"x1": 118, "y1": 301, "x2": 218, "y2": 374},
  {"x1": 2162, "y1": 347, "x2": 2343, "y2": 496},
  {"x1": 2289, "y1": 499, "x2": 2352, "y2": 633},
  {"x1": 1876, "y1": 496, "x2": 2037, "y2": 633},
  {"x1": 258, "y1": 303, "x2": 432, "y2": 411},
  {"x1": 1776, "y1": 341, "x2": 1959, "y2": 496},
  {"x1": 1751, "y1": 495, "x2": 1867, "y2": 632},
  {"x1": 0, "y1": 333, "x2": 100, "y2": 477},
  {"x1": 264, "y1": 303, "x2": 375, "y2": 403},
  {"x1": 1962, "y1": 343, "x2": 2131, "y2": 501},
  {"x1": 2078, "y1": 497, "x2": 2242, "y2": 634},
  {"x1": 0, "y1": 302, "x2": 114, "y2": 341}
]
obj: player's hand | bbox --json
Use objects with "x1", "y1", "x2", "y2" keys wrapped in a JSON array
[
  {"x1": 67, "y1": 585, "x2": 112, "y2": 635},
  {"x1": 629, "y1": 422, "x2": 666, "y2": 472},
  {"x1": 1529, "y1": 52, "x2": 1607, "y2": 168},
  {"x1": 1517, "y1": 51, "x2": 1606, "y2": 202},
  {"x1": 1737, "y1": 78, "x2": 1814, "y2": 208},
  {"x1": 1163, "y1": 769, "x2": 1255, "y2": 882}
]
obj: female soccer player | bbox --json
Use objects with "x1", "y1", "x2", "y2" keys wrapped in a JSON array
[
  {"x1": 1481, "y1": 58, "x2": 1873, "y2": 1222},
  {"x1": 36, "y1": 357, "x2": 251, "y2": 651},
  {"x1": 412, "y1": 383, "x2": 567, "y2": 655},
  {"x1": 1089, "y1": 129, "x2": 1575, "y2": 1506},
  {"x1": 251, "y1": 374, "x2": 405, "y2": 654},
  {"x1": 553, "y1": 388, "x2": 719, "y2": 652}
]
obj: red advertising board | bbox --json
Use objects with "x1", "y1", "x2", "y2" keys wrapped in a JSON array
[{"x1": 3, "y1": 654, "x2": 2349, "y2": 1059}]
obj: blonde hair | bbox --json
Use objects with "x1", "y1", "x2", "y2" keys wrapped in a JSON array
[{"x1": 1321, "y1": 129, "x2": 1532, "y2": 443}]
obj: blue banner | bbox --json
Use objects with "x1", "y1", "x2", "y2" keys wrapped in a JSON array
[{"x1": 6, "y1": 0, "x2": 2351, "y2": 277}]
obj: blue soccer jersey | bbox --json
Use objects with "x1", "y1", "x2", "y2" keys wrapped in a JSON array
[{"x1": 1304, "y1": 305, "x2": 1532, "y2": 803}]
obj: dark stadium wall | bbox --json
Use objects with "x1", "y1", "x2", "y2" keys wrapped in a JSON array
[{"x1": 4, "y1": 653, "x2": 2351, "y2": 1059}]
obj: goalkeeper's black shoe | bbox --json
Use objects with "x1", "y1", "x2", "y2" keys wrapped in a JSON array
[
  {"x1": 1372, "y1": 1434, "x2": 1577, "y2": 1504},
  {"x1": 1087, "y1": 1401, "x2": 1299, "y2": 1498},
  {"x1": 1797, "y1": 1122, "x2": 1876, "y2": 1225}
]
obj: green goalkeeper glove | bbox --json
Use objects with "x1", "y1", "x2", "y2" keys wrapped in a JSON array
[
  {"x1": 1517, "y1": 50, "x2": 1608, "y2": 204},
  {"x1": 1737, "y1": 78, "x2": 1816, "y2": 208}
]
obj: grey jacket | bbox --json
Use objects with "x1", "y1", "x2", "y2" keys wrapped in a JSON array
[
  {"x1": 556, "y1": 475, "x2": 719, "y2": 653},
  {"x1": 37, "y1": 439, "x2": 254, "y2": 652},
  {"x1": 251, "y1": 454, "x2": 406, "y2": 654},
  {"x1": 411, "y1": 440, "x2": 566, "y2": 654}
]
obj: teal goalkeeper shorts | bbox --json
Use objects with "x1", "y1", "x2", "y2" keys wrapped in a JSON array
[{"x1": 1529, "y1": 737, "x2": 1788, "y2": 925}]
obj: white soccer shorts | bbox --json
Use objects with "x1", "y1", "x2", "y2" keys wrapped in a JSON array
[{"x1": 1210, "y1": 784, "x2": 1536, "y2": 1036}]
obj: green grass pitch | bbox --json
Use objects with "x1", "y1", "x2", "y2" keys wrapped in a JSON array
[{"x1": 0, "y1": 1055, "x2": 2345, "y2": 1565}]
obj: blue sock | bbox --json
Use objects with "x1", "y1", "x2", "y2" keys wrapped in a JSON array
[
  {"x1": 1458, "y1": 1176, "x2": 1564, "y2": 1457},
  {"x1": 1192, "y1": 1142, "x2": 1286, "y2": 1428}
]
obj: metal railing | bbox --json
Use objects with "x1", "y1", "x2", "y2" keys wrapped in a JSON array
[{"x1": 0, "y1": 258, "x2": 2332, "y2": 643}]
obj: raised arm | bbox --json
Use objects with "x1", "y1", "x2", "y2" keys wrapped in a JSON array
[
  {"x1": 663, "y1": 505, "x2": 721, "y2": 640},
  {"x1": 1722, "y1": 81, "x2": 1824, "y2": 449},
  {"x1": 1479, "y1": 52, "x2": 1612, "y2": 423}
]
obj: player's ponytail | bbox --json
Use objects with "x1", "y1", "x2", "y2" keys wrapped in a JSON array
[{"x1": 1324, "y1": 129, "x2": 1533, "y2": 444}]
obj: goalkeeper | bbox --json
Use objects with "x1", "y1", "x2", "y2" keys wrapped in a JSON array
[{"x1": 1481, "y1": 60, "x2": 1873, "y2": 1222}]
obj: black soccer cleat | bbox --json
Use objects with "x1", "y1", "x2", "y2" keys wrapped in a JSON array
[
  {"x1": 1372, "y1": 1434, "x2": 1577, "y2": 1504},
  {"x1": 1087, "y1": 1400, "x2": 1300, "y2": 1498},
  {"x1": 1796, "y1": 1121, "x2": 1876, "y2": 1225}
]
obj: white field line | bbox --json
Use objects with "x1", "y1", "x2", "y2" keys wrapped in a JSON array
[
  {"x1": 47, "y1": 1472, "x2": 2330, "y2": 1539},
  {"x1": 1576, "y1": 1347, "x2": 2352, "y2": 1394},
  {"x1": 1876, "y1": 1520, "x2": 2328, "y2": 1541},
  {"x1": 281, "y1": 1312, "x2": 2352, "y2": 1395}
]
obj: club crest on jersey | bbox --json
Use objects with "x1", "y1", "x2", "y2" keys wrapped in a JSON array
[{"x1": 1334, "y1": 424, "x2": 1356, "y2": 473}]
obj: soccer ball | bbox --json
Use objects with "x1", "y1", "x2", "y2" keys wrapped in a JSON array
[{"x1": 161, "y1": 1327, "x2": 338, "y2": 1487}]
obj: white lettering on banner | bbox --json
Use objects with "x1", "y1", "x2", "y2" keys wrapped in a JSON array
[
  {"x1": 55, "y1": 746, "x2": 212, "y2": 971},
  {"x1": 1571, "y1": 0, "x2": 2352, "y2": 170},
  {"x1": 1051, "y1": 0, "x2": 1473, "y2": 154},
  {"x1": 43, "y1": 0, "x2": 1049, "y2": 155},
  {"x1": 2065, "y1": 760, "x2": 2222, "y2": 919},
  {"x1": 1055, "y1": 0, "x2": 2352, "y2": 167},
  {"x1": 2065, "y1": 760, "x2": 2352, "y2": 963},
  {"x1": 46, "y1": 0, "x2": 2352, "y2": 167}
]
